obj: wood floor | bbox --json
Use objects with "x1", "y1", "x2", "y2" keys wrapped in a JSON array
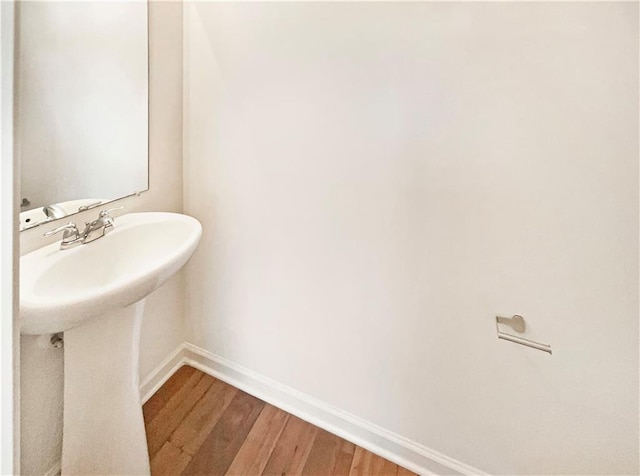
[{"x1": 143, "y1": 366, "x2": 417, "y2": 476}]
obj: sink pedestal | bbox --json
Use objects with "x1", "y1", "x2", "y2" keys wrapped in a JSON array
[
  {"x1": 62, "y1": 300, "x2": 150, "y2": 475},
  {"x1": 20, "y1": 213, "x2": 202, "y2": 473}
]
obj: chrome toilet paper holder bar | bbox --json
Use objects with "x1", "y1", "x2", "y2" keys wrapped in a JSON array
[{"x1": 496, "y1": 315, "x2": 552, "y2": 355}]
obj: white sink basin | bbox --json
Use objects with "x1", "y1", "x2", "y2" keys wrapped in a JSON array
[
  {"x1": 19, "y1": 211, "x2": 202, "y2": 475},
  {"x1": 21, "y1": 211, "x2": 202, "y2": 335}
]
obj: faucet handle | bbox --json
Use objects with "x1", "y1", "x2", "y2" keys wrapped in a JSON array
[
  {"x1": 98, "y1": 206, "x2": 124, "y2": 218},
  {"x1": 44, "y1": 222, "x2": 82, "y2": 250},
  {"x1": 44, "y1": 222, "x2": 80, "y2": 240},
  {"x1": 43, "y1": 221, "x2": 79, "y2": 238}
]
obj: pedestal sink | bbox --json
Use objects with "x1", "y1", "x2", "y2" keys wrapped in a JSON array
[{"x1": 20, "y1": 212, "x2": 202, "y2": 475}]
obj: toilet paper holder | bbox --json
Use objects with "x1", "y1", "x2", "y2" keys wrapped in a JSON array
[{"x1": 496, "y1": 315, "x2": 552, "y2": 355}]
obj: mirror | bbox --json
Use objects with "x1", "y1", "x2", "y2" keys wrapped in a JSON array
[{"x1": 17, "y1": 1, "x2": 149, "y2": 230}]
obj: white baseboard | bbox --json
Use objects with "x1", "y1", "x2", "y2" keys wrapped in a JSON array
[
  {"x1": 140, "y1": 342, "x2": 487, "y2": 476},
  {"x1": 139, "y1": 345, "x2": 189, "y2": 403}
]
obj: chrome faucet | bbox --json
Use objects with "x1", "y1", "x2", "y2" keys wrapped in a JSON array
[
  {"x1": 44, "y1": 207, "x2": 123, "y2": 250},
  {"x1": 43, "y1": 222, "x2": 82, "y2": 250},
  {"x1": 81, "y1": 207, "x2": 123, "y2": 244}
]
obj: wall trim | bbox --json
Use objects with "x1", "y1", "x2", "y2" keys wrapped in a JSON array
[
  {"x1": 139, "y1": 344, "x2": 188, "y2": 404},
  {"x1": 141, "y1": 342, "x2": 487, "y2": 476}
]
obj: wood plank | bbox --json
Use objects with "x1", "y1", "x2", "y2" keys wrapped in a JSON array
[
  {"x1": 380, "y1": 458, "x2": 400, "y2": 475},
  {"x1": 144, "y1": 367, "x2": 411, "y2": 476},
  {"x1": 261, "y1": 415, "x2": 319, "y2": 476},
  {"x1": 348, "y1": 447, "x2": 369, "y2": 476},
  {"x1": 143, "y1": 365, "x2": 196, "y2": 425},
  {"x1": 301, "y1": 428, "x2": 344, "y2": 475},
  {"x1": 170, "y1": 378, "x2": 238, "y2": 455},
  {"x1": 396, "y1": 465, "x2": 419, "y2": 476},
  {"x1": 348, "y1": 447, "x2": 398, "y2": 476},
  {"x1": 225, "y1": 404, "x2": 290, "y2": 475},
  {"x1": 331, "y1": 439, "x2": 356, "y2": 476},
  {"x1": 146, "y1": 370, "x2": 216, "y2": 458},
  {"x1": 150, "y1": 440, "x2": 191, "y2": 476},
  {"x1": 181, "y1": 391, "x2": 266, "y2": 476}
]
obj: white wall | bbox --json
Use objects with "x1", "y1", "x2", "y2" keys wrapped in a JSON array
[
  {"x1": 183, "y1": 3, "x2": 639, "y2": 474},
  {"x1": 19, "y1": 2, "x2": 184, "y2": 474},
  {"x1": 1, "y1": 1, "x2": 19, "y2": 473}
]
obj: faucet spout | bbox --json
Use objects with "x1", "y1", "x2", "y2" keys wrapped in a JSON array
[{"x1": 81, "y1": 207, "x2": 124, "y2": 244}]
